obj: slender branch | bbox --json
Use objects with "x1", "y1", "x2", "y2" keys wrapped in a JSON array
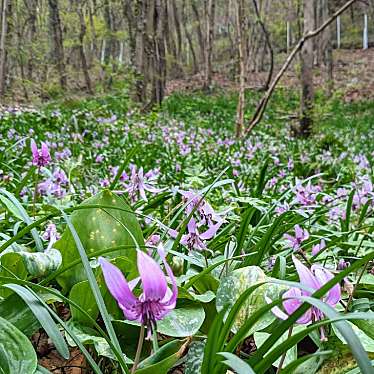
[
  {"x1": 252, "y1": 0, "x2": 273, "y2": 90},
  {"x1": 245, "y1": 0, "x2": 358, "y2": 136}
]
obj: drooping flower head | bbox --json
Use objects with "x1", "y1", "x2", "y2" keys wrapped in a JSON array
[
  {"x1": 31, "y1": 139, "x2": 51, "y2": 167},
  {"x1": 99, "y1": 247, "x2": 177, "y2": 337},
  {"x1": 268, "y1": 256, "x2": 341, "y2": 340}
]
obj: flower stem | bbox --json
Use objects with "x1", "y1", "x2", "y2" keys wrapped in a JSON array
[
  {"x1": 276, "y1": 326, "x2": 293, "y2": 374},
  {"x1": 132, "y1": 324, "x2": 145, "y2": 374},
  {"x1": 33, "y1": 168, "x2": 40, "y2": 219}
]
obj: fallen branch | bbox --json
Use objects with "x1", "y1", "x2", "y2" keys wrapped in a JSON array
[{"x1": 245, "y1": 0, "x2": 358, "y2": 136}]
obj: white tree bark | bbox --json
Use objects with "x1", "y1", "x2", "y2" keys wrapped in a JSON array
[{"x1": 363, "y1": 14, "x2": 368, "y2": 49}]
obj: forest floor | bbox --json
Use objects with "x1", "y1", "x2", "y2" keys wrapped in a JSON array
[{"x1": 166, "y1": 49, "x2": 374, "y2": 102}]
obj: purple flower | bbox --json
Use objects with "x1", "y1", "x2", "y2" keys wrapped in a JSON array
[
  {"x1": 95, "y1": 154, "x2": 104, "y2": 163},
  {"x1": 169, "y1": 217, "x2": 222, "y2": 252},
  {"x1": 99, "y1": 247, "x2": 177, "y2": 337},
  {"x1": 125, "y1": 166, "x2": 162, "y2": 202},
  {"x1": 179, "y1": 190, "x2": 223, "y2": 226},
  {"x1": 268, "y1": 256, "x2": 341, "y2": 340},
  {"x1": 43, "y1": 223, "x2": 60, "y2": 243},
  {"x1": 146, "y1": 234, "x2": 161, "y2": 247},
  {"x1": 31, "y1": 139, "x2": 51, "y2": 167},
  {"x1": 284, "y1": 225, "x2": 309, "y2": 251},
  {"x1": 312, "y1": 239, "x2": 326, "y2": 256}
]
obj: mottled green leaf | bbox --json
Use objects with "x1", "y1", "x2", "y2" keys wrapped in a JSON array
[
  {"x1": 0, "y1": 317, "x2": 37, "y2": 374},
  {"x1": 184, "y1": 341, "x2": 205, "y2": 374},
  {"x1": 157, "y1": 303, "x2": 205, "y2": 337},
  {"x1": 216, "y1": 266, "x2": 284, "y2": 334},
  {"x1": 333, "y1": 322, "x2": 374, "y2": 352}
]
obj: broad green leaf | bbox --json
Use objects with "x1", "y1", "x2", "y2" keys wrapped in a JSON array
[
  {"x1": 353, "y1": 319, "x2": 374, "y2": 340},
  {"x1": 0, "y1": 293, "x2": 40, "y2": 336},
  {"x1": 55, "y1": 190, "x2": 144, "y2": 290},
  {"x1": 333, "y1": 322, "x2": 374, "y2": 352},
  {"x1": 157, "y1": 303, "x2": 205, "y2": 337},
  {"x1": 218, "y1": 352, "x2": 256, "y2": 374},
  {"x1": 136, "y1": 339, "x2": 187, "y2": 374},
  {"x1": 0, "y1": 317, "x2": 37, "y2": 374},
  {"x1": 0, "y1": 237, "x2": 61, "y2": 277},
  {"x1": 69, "y1": 280, "x2": 99, "y2": 326},
  {"x1": 0, "y1": 253, "x2": 27, "y2": 298},
  {"x1": 17, "y1": 248, "x2": 62, "y2": 277},
  {"x1": 216, "y1": 266, "x2": 284, "y2": 334}
]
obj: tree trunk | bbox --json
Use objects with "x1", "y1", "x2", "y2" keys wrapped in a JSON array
[
  {"x1": 182, "y1": 0, "x2": 198, "y2": 74},
  {"x1": 48, "y1": 0, "x2": 67, "y2": 89},
  {"x1": 152, "y1": 0, "x2": 166, "y2": 105},
  {"x1": 204, "y1": 0, "x2": 215, "y2": 90},
  {"x1": 235, "y1": 0, "x2": 246, "y2": 137},
  {"x1": 76, "y1": 0, "x2": 93, "y2": 93},
  {"x1": 299, "y1": 0, "x2": 315, "y2": 137},
  {"x1": 322, "y1": 0, "x2": 333, "y2": 97},
  {"x1": 134, "y1": 0, "x2": 147, "y2": 102},
  {"x1": 24, "y1": 0, "x2": 37, "y2": 80},
  {"x1": 0, "y1": 0, "x2": 9, "y2": 96},
  {"x1": 191, "y1": 0, "x2": 205, "y2": 67}
]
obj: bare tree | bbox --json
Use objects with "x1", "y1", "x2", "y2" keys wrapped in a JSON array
[
  {"x1": 235, "y1": 0, "x2": 246, "y2": 137},
  {"x1": 48, "y1": 0, "x2": 67, "y2": 89},
  {"x1": 204, "y1": 0, "x2": 215, "y2": 90},
  {"x1": 74, "y1": 0, "x2": 93, "y2": 93},
  {"x1": 0, "y1": 0, "x2": 10, "y2": 96},
  {"x1": 323, "y1": 0, "x2": 334, "y2": 96},
  {"x1": 299, "y1": 0, "x2": 315, "y2": 137}
]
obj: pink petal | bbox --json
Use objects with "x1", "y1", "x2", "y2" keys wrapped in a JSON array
[
  {"x1": 265, "y1": 295, "x2": 289, "y2": 320},
  {"x1": 30, "y1": 139, "x2": 38, "y2": 157},
  {"x1": 41, "y1": 142, "x2": 50, "y2": 159},
  {"x1": 283, "y1": 288, "x2": 312, "y2": 324},
  {"x1": 311, "y1": 265, "x2": 341, "y2": 306},
  {"x1": 99, "y1": 257, "x2": 137, "y2": 308},
  {"x1": 137, "y1": 250, "x2": 167, "y2": 300},
  {"x1": 292, "y1": 255, "x2": 320, "y2": 292},
  {"x1": 200, "y1": 221, "x2": 222, "y2": 240}
]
